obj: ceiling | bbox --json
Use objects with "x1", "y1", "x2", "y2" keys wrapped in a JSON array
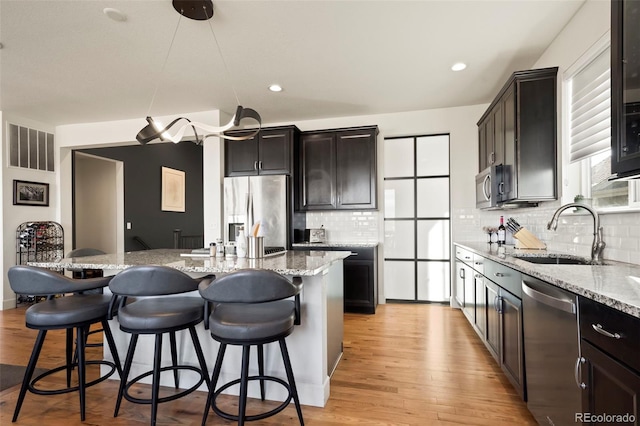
[{"x1": 0, "y1": 0, "x2": 585, "y2": 127}]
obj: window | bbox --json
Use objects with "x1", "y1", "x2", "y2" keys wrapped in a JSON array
[{"x1": 565, "y1": 37, "x2": 638, "y2": 210}]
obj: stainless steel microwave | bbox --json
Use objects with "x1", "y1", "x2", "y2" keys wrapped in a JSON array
[{"x1": 475, "y1": 165, "x2": 501, "y2": 209}]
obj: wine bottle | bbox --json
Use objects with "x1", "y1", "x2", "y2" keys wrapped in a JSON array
[{"x1": 497, "y1": 216, "x2": 506, "y2": 245}]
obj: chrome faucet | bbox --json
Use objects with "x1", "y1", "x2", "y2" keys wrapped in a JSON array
[{"x1": 547, "y1": 203, "x2": 606, "y2": 264}]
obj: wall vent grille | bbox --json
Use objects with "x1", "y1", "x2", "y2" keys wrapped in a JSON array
[{"x1": 7, "y1": 123, "x2": 55, "y2": 171}]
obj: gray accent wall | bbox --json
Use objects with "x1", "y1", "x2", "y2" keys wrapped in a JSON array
[{"x1": 77, "y1": 142, "x2": 203, "y2": 251}]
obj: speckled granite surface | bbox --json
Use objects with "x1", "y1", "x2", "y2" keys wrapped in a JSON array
[
  {"x1": 455, "y1": 242, "x2": 640, "y2": 319},
  {"x1": 28, "y1": 249, "x2": 351, "y2": 277},
  {"x1": 292, "y1": 242, "x2": 379, "y2": 248}
]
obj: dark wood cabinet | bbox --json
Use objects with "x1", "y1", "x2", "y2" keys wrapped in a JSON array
[
  {"x1": 478, "y1": 103, "x2": 503, "y2": 171},
  {"x1": 581, "y1": 341, "x2": 640, "y2": 423},
  {"x1": 484, "y1": 278, "x2": 501, "y2": 362},
  {"x1": 225, "y1": 125, "x2": 299, "y2": 176},
  {"x1": 477, "y1": 67, "x2": 557, "y2": 206},
  {"x1": 579, "y1": 296, "x2": 640, "y2": 422},
  {"x1": 298, "y1": 126, "x2": 378, "y2": 211},
  {"x1": 295, "y1": 245, "x2": 378, "y2": 314},
  {"x1": 611, "y1": 0, "x2": 640, "y2": 178},
  {"x1": 500, "y1": 288, "x2": 525, "y2": 399},
  {"x1": 343, "y1": 247, "x2": 378, "y2": 314},
  {"x1": 299, "y1": 132, "x2": 336, "y2": 209},
  {"x1": 453, "y1": 245, "x2": 525, "y2": 399}
]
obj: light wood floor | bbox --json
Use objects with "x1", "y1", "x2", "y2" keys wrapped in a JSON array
[{"x1": 0, "y1": 303, "x2": 536, "y2": 425}]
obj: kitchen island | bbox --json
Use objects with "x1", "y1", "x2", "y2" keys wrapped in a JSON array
[{"x1": 29, "y1": 248, "x2": 350, "y2": 407}]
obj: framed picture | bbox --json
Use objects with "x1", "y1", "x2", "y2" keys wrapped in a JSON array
[
  {"x1": 13, "y1": 180, "x2": 49, "y2": 206},
  {"x1": 161, "y1": 167, "x2": 185, "y2": 212}
]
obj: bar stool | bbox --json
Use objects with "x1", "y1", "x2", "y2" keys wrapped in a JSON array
[
  {"x1": 198, "y1": 269, "x2": 304, "y2": 426},
  {"x1": 66, "y1": 248, "x2": 107, "y2": 360},
  {"x1": 7, "y1": 265, "x2": 123, "y2": 422},
  {"x1": 108, "y1": 265, "x2": 212, "y2": 425}
]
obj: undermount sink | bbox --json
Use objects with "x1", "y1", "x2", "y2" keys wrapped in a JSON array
[{"x1": 513, "y1": 255, "x2": 594, "y2": 265}]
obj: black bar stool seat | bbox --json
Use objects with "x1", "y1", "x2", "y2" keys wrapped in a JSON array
[{"x1": 8, "y1": 265, "x2": 123, "y2": 423}]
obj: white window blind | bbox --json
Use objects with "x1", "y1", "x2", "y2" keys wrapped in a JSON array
[{"x1": 569, "y1": 47, "x2": 611, "y2": 163}]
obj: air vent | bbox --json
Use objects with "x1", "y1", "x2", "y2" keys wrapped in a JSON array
[{"x1": 8, "y1": 123, "x2": 54, "y2": 171}]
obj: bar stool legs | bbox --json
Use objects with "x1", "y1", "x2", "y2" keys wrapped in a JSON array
[
  {"x1": 202, "y1": 339, "x2": 304, "y2": 426},
  {"x1": 13, "y1": 319, "x2": 123, "y2": 423}
]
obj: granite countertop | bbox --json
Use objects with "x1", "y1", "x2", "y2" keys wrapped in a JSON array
[
  {"x1": 455, "y1": 242, "x2": 640, "y2": 319},
  {"x1": 28, "y1": 248, "x2": 351, "y2": 277},
  {"x1": 292, "y1": 242, "x2": 379, "y2": 248}
]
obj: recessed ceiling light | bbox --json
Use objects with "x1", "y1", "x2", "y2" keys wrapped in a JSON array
[
  {"x1": 451, "y1": 62, "x2": 467, "y2": 71},
  {"x1": 268, "y1": 84, "x2": 283, "y2": 92},
  {"x1": 103, "y1": 8, "x2": 127, "y2": 22}
]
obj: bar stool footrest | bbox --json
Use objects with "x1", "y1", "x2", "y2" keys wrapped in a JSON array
[
  {"x1": 124, "y1": 365, "x2": 205, "y2": 405},
  {"x1": 29, "y1": 360, "x2": 117, "y2": 396},
  {"x1": 211, "y1": 375, "x2": 293, "y2": 422}
]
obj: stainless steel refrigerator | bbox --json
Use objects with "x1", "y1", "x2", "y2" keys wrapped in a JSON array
[{"x1": 223, "y1": 175, "x2": 288, "y2": 249}]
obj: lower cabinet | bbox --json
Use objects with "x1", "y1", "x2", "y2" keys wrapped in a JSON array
[
  {"x1": 343, "y1": 248, "x2": 378, "y2": 314},
  {"x1": 581, "y1": 341, "x2": 640, "y2": 422},
  {"x1": 499, "y1": 288, "x2": 525, "y2": 399},
  {"x1": 453, "y1": 245, "x2": 525, "y2": 400},
  {"x1": 484, "y1": 278, "x2": 501, "y2": 362},
  {"x1": 296, "y1": 245, "x2": 378, "y2": 314},
  {"x1": 579, "y1": 296, "x2": 640, "y2": 422}
]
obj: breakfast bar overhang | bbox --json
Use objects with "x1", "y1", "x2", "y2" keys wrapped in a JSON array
[{"x1": 29, "y1": 248, "x2": 349, "y2": 408}]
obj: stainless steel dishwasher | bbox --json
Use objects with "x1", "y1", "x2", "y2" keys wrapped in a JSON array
[{"x1": 522, "y1": 276, "x2": 582, "y2": 426}]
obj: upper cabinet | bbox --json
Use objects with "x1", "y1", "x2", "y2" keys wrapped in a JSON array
[
  {"x1": 611, "y1": 0, "x2": 640, "y2": 178},
  {"x1": 225, "y1": 125, "x2": 300, "y2": 176},
  {"x1": 297, "y1": 126, "x2": 378, "y2": 211},
  {"x1": 477, "y1": 67, "x2": 558, "y2": 206}
]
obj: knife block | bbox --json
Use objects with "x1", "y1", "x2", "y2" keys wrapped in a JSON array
[{"x1": 513, "y1": 227, "x2": 546, "y2": 250}]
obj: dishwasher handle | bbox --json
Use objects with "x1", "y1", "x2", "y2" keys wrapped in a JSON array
[{"x1": 522, "y1": 280, "x2": 576, "y2": 314}]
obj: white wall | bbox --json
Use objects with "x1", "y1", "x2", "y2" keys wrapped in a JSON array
[
  {"x1": 1, "y1": 113, "x2": 58, "y2": 309},
  {"x1": 74, "y1": 154, "x2": 118, "y2": 253}
]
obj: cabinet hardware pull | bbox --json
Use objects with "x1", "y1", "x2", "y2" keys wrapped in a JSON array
[
  {"x1": 475, "y1": 274, "x2": 482, "y2": 279},
  {"x1": 591, "y1": 323, "x2": 622, "y2": 339},
  {"x1": 498, "y1": 182, "x2": 505, "y2": 195},
  {"x1": 258, "y1": 161, "x2": 263, "y2": 170},
  {"x1": 254, "y1": 161, "x2": 258, "y2": 170},
  {"x1": 459, "y1": 268, "x2": 465, "y2": 279},
  {"x1": 494, "y1": 295, "x2": 502, "y2": 313},
  {"x1": 574, "y1": 356, "x2": 586, "y2": 389},
  {"x1": 494, "y1": 272, "x2": 505, "y2": 277},
  {"x1": 475, "y1": 261, "x2": 482, "y2": 265},
  {"x1": 464, "y1": 256, "x2": 471, "y2": 260}
]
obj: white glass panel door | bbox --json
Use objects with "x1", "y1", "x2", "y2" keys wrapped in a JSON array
[
  {"x1": 384, "y1": 138, "x2": 414, "y2": 178},
  {"x1": 383, "y1": 134, "x2": 451, "y2": 303},
  {"x1": 416, "y1": 135, "x2": 449, "y2": 176},
  {"x1": 384, "y1": 180, "x2": 414, "y2": 218},
  {"x1": 417, "y1": 261, "x2": 450, "y2": 302}
]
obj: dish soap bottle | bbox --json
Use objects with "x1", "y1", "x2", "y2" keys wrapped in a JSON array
[
  {"x1": 497, "y1": 216, "x2": 506, "y2": 245},
  {"x1": 236, "y1": 227, "x2": 247, "y2": 258}
]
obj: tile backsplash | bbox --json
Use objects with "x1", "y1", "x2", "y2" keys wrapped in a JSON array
[
  {"x1": 453, "y1": 203, "x2": 640, "y2": 265},
  {"x1": 304, "y1": 211, "x2": 379, "y2": 243}
]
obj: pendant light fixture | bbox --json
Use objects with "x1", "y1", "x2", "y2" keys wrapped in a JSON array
[{"x1": 136, "y1": 0, "x2": 261, "y2": 145}]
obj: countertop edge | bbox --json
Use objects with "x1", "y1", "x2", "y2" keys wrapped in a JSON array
[{"x1": 454, "y1": 242, "x2": 640, "y2": 319}]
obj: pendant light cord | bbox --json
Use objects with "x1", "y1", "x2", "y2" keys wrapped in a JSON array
[
  {"x1": 146, "y1": 12, "x2": 183, "y2": 116},
  {"x1": 206, "y1": 15, "x2": 241, "y2": 106}
]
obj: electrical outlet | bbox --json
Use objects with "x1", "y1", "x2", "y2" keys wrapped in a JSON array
[{"x1": 126, "y1": 222, "x2": 132, "y2": 230}]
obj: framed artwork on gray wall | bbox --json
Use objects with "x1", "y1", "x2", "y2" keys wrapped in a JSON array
[
  {"x1": 161, "y1": 167, "x2": 185, "y2": 212},
  {"x1": 13, "y1": 180, "x2": 50, "y2": 206}
]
